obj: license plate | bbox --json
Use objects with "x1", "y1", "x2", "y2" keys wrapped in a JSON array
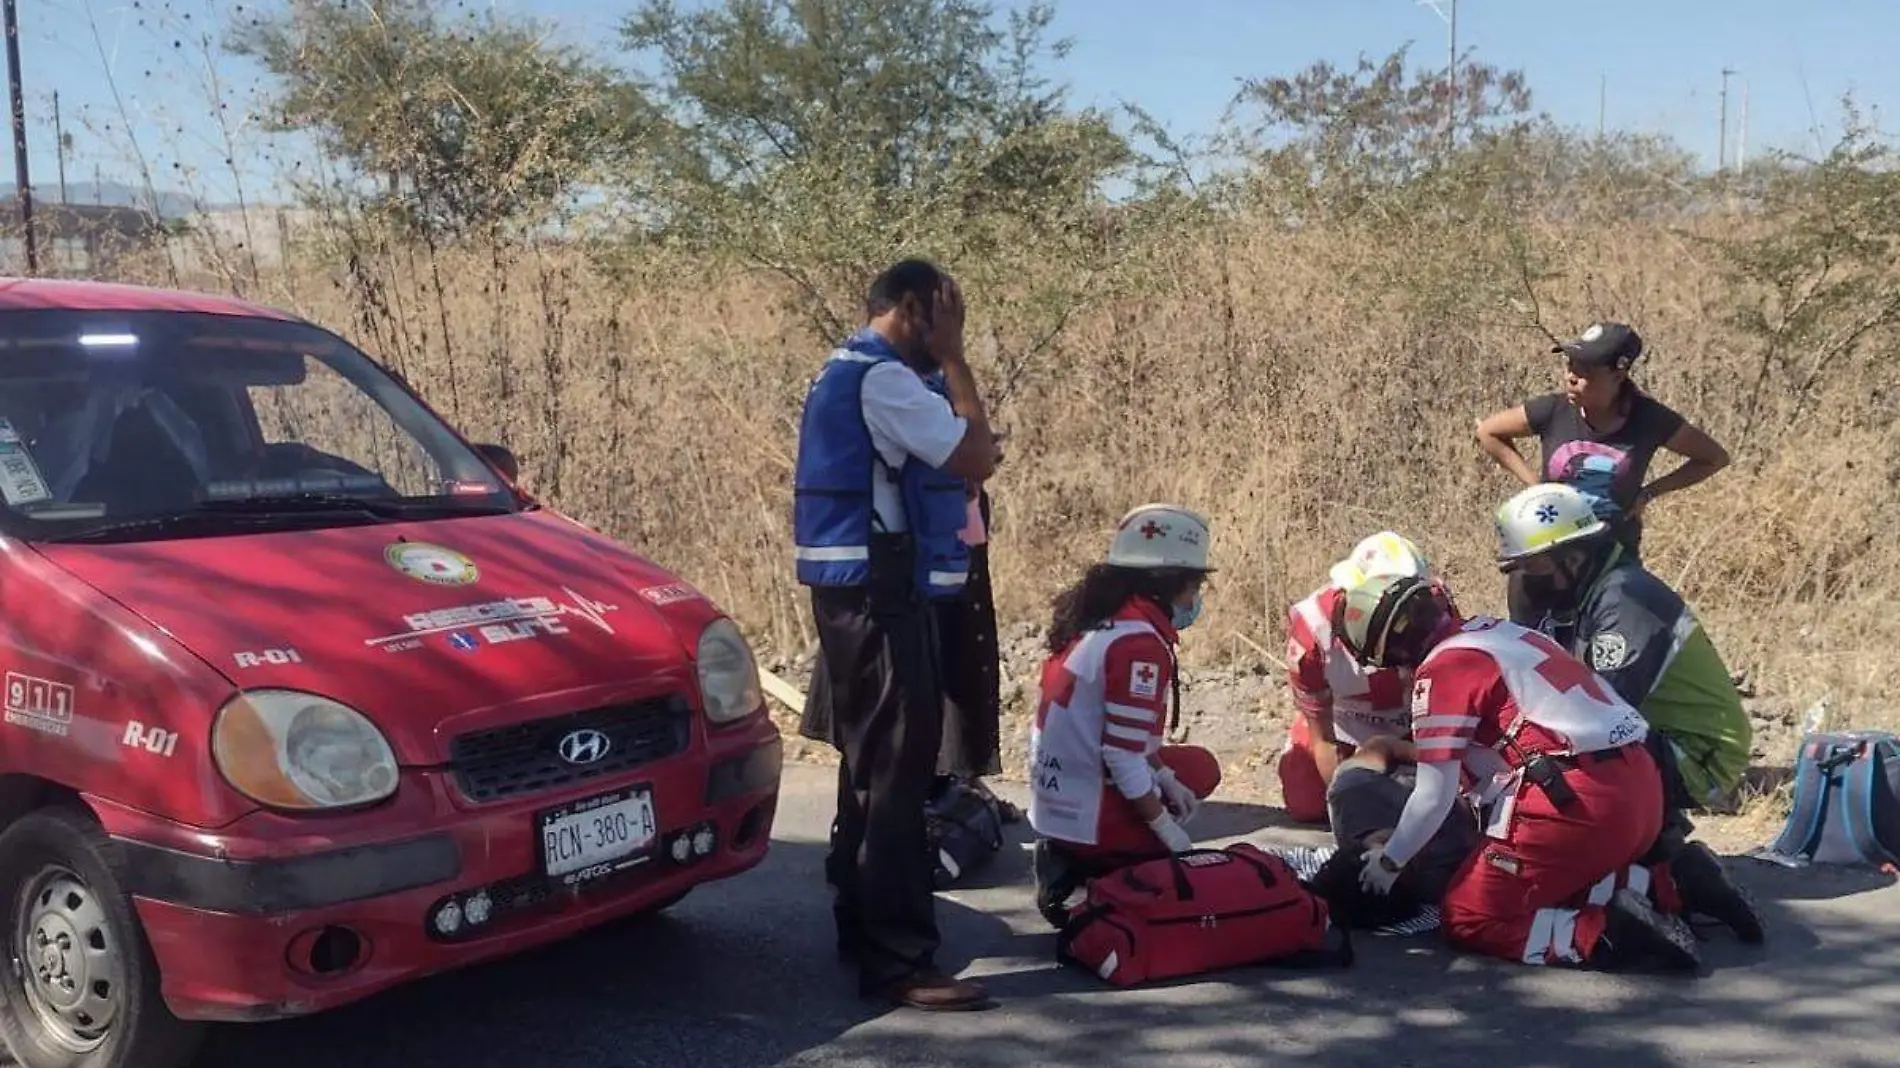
[{"x1": 538, "y1": 788, "x2": 658, "y2": 882}]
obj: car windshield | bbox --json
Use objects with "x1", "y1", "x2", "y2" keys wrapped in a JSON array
[{"x1": 0, "y1": 308, "x2": 517, "y2": 543}]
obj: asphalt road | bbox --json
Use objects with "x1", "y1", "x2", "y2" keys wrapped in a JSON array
[{"x1": 195, "y1": 762, "x2": 1900, "y2": 1068}]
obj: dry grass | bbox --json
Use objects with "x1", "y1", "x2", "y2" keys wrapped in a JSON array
[{"x1": 91, "y1": 199, "x2": 1899, "y2": 747}]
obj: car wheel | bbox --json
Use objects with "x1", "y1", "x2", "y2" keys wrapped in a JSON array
[{"x1": 0, "y1": 808, "x2": 204, "y2": 1068}]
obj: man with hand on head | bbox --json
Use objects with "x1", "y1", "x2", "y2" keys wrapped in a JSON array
[{"x1": 793, "y1": 258, "x2": 997, "y2": 1011}]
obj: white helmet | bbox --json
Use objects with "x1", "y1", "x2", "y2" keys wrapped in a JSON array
[
  {"x1": 1328, "y1": 531, "x2": 1432, "y2": 591},
  {"x1": 1106, "y1": 503, "x2": 1213, "y2": 572},
  {"x1": 1495, "y1": 483, "x2": 1607, "y2": 569}
]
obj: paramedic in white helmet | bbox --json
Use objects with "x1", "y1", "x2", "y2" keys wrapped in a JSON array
[
  {"x1": 1333, "y1": 570, "x2": 1704, "y2": 973},
  {"x1": 1495, "y1": 482, "x2": 1762, "y2": 945},
  {"x1": 1279, "y1": 531, "x2": 1442, "y2": 824},
  {"x1": 1028, "y1": 503, "x2": 1222, "y2": 928}
]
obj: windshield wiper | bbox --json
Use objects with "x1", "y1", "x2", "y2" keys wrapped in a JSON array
[
  {"x1": 200, "y1": 494, "x2": 515, "y2": 519},
  {"x1": 197, "y1": 493, "x2": 413, "y2": 517},
  {"x1": 40, "y1": 507, "x2": 386, "y2": 544}
]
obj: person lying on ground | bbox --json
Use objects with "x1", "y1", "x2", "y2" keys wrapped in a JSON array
[
  {"x1": 1331, "y1": 570, "x2": 1704, "y2": 973},
  {"x1": 1028, "y1": 503, "x2": 1222, "y2": 929},
  {"x1": 1494, "y1": 482, "x2": 1763, "y2": 943},
  {"x1": 1474, "y1": 321, "x2": 1729, "y2": 623},
  {"x1": 1302, "y1": 731, "x2": 1483, "y2": 930},
  {"x1": 1279, "y1": 531, "x2": 1441, "y2": 824}
]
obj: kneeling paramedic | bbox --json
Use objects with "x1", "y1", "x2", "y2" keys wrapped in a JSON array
[
  {"x1": 1496, "y1": 483, "x2": 1763, "y2": 944},
  {"x1": 1028, "y1": 504, "x2": 1222, "y2": 928},
  {"x1": 1280, "y1": 531, "x2": 1437, "y2": 824},
  {"x1": 1333, "y1": 571, "x2": 1705, "y2": 973},
  {"x1": 793, "y1": 259, "x2": 998, "y2": 1011}
]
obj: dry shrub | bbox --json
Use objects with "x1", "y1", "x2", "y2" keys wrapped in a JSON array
[{"x1": 96, "y1": 188, "x2": 1885, "y2": 740}]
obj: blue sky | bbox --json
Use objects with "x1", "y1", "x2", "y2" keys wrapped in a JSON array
[{"x1": 14, "y1": 0, "x2": 1898, "y2": 207}]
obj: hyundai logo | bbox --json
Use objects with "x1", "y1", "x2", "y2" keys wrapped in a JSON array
[{"x1": 557, "y1": 728, "x2": 612, "y2": 765}]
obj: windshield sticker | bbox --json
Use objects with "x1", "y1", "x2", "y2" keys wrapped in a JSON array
[
  {"x1": 639, "y1": 583, "x2": 703, "y2": 607},
  {"x1": 0, "y1": 419, "x2": 52, "y2": 507},
  {"x1": 385, "y1": 541, "x2": 480, "y2": 586},
  {"x1": 4, "y1": 672, "x2": 74, "y2": 737},
  {"x1": 366, "y1": 589, "x2": 620, "y2": 653}
]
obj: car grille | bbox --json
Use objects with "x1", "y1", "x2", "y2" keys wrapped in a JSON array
[{"x1": 448, "y1": 696, "x2": 693, "y2": 803}]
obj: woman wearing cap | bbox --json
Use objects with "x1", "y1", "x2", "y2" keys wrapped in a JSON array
[
  {"x1": 1474, "y1": 322, "x2": 1729, "y2": 620},
  {"x1": 1027, "y1": 503, "x2": 1221, "y2": 928}
]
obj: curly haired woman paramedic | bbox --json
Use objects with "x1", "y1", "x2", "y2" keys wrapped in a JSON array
[{"x1": 1027, "y1": 504, "x2": 1222, "y2": 928}]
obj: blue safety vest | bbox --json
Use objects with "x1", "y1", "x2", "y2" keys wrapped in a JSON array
[{"x1": 792, "y1": 329, "x2": 970, "y2": 600}]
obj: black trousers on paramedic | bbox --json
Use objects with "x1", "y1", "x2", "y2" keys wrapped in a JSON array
[{"x1": 809, "y1": 548, "x2": 946, "y2": 991}]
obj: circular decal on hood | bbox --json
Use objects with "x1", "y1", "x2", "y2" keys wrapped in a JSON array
[{"x1": 385, "y1": 541, "x2": 479, "y2": 586}]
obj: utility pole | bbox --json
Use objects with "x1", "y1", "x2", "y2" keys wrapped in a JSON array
[
  {"x1": 1738, "y1": 78, "x2": 1749, "y2": 170},
  {"x1": 1598, "y1": 73, "x2": 1606, "y2": 141},
  {"x1": 52, "y1": 90, "x2": 65, "y2": 205},
  {"x1": 1419, "y1": 0, "x2": 1459, "y2": 150},
  {"x1": 1718, "y1": 67, "x2": 1736, "y2": 172},
  {"x1": 2, "y1": 0, "x2": 34, "y2": 274}
]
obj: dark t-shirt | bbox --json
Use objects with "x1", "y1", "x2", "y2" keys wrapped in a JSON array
[{"x1": 1524, "y1": 391, "x2": 1685, "y2": 520}]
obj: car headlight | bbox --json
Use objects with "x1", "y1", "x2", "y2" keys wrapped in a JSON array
[
  {"x1": 696, "y1": 618, "x2": 762, "y2": 726},
  {"x1": 211, "y1": 690, "x2": 401, "y2": 810}
]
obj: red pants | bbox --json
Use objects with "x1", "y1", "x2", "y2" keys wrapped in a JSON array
[
  {"x1": 1069, "y1": 745, "x2": 1222, "y2": 860},
  {"x1": 1277, "y1": 714, "x2": 1355, "y2": 824},
  {"x1": 1441, "y1": 744, "x2": 1681, "y2": 965}
]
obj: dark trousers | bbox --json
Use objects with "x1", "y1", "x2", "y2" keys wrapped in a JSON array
[
  {"x1": 801, "y1": 492, "x2": 1001, "y2": 782},
  {"x1": 935, "y1": 529, "x2": 1001, "y2": 778},
  {"x1": 810, "y1": 580, "x2": 946, "y2": 991}
]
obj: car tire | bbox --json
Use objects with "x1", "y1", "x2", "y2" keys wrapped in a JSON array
[{"x1": 0, "y1": 807, "x2": 204, "y2": 1068}]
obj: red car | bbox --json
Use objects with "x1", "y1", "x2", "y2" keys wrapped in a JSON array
[{"x1": 0, "y1": 279, "x2": 783, "y2": 1068}]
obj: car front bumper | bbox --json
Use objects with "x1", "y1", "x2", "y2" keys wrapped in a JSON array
[{"x1": 86, "y1": 722, "x2": 782, "y2": 1022}]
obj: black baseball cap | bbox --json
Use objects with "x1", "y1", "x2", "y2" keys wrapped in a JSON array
[{"x1": 1552, "y1": 322, "x2": 1643, "y2": 372}]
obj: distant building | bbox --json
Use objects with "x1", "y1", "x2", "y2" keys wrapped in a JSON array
[
  {"x1": 0, "y1": 199, "x2": 167, "y2": 276},
  {"x1": 174, "y1": 205, "x2": 321, "y2": 273}
]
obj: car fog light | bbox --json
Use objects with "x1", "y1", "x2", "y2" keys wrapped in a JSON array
[
  {"x1": 433, "y1": 901, "x2": 463, "y2": 936},
  {"x1": 692, "y1": 827, "x2": 716, "y2": 856},
  {"x1": 670, "y1": 835, "x2": 692, "y2": 863},
  {"x1": 464, "y1": 891, "x2": 493, "y2": 926}
]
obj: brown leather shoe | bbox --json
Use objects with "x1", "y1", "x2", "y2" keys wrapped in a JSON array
[{"x1": 869, "y1": 969, "x2": 992, "y2": 1011}]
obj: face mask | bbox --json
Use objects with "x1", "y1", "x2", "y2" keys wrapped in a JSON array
[
  {"x1": 1171, "y1": 592, "x2": 1203, "y2": 630},
  {"x1": 1520, "y1": 572, "x2": 1563, "y2": 608}
]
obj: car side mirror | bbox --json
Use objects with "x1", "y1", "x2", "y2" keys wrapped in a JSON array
[{"x1": 476, "y1": 443, "x2": 519, "y2": 483}]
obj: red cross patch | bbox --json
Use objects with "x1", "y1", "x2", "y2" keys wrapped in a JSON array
[{"x1": 1130, "y1": 661, "x2": 1160, "y2": 699}]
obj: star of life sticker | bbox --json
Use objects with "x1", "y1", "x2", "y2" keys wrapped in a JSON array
[{"x1": 1590, "y1": 631, "x2": 1629, "y2": 672}]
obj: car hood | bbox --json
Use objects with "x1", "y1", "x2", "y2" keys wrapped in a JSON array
[{"x1": 35, "y1": 510, "x2": 724, "y2": 764}]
